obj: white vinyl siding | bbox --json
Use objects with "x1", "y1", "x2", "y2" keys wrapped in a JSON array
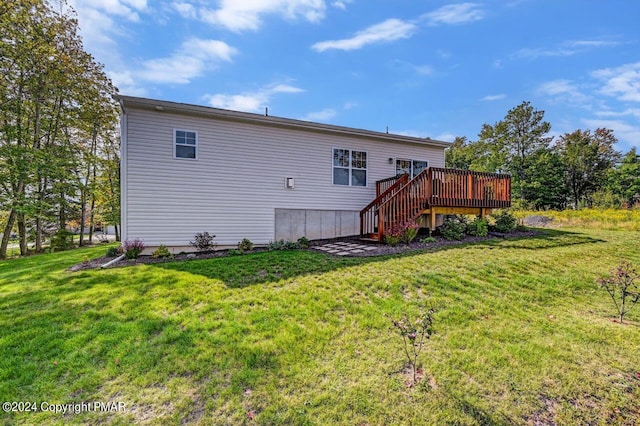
[{"x1": 122, "y1": 108, "x2": 446, "y2": 246}]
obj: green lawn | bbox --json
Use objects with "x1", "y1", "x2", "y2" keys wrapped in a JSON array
[{"x1": 1, "y1": 228, "x2": 639, "y2": 425}]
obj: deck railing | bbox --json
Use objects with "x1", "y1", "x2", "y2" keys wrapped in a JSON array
[
  {"x1": 360, "y1": 173, "x2": 409, "y2": 237},
  {"x1": 429, "y1": 167, "x2": 511, "y2": 208},
  {"x1": 376, "y1": 173, "x2": 408, "y2": 197},
  {"x1": 361, "y1": 168, "x2": 511, "y2": 239}
]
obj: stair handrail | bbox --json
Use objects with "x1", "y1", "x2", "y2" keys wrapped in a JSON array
[
  {"x1": 375, "y1": 168, "x2": 433, "y2": 237},
  {"x1": 359, "y1": 173, "x2": 409, "y2": 237}
]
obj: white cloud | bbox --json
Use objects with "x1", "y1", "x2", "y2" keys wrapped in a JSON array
[
  {"x1": 72, "y1": 0, "x2": 147, "y2": 21},
  {"x1": 595, "y1": 108, "x2": 640, "y2": 119},
  {"x1": 138, "y1": 39, "x2": 237, "y2": 84},
  {"x1": 514, "y1": 39, "x2": 621, "y2": 60},
  {"x1": 192, "y1": 0, "x2": 327, "y2": 32},
  {"x1": 332, "y1": 0, "x2": 352, "y2": 10},
  {"x1": 108, "y1": 70, "x2": 147, "y2": 96},
  {"x1": 422, "y1": 3, "x2": 484, "y2": 26},
  {"x1": 582, "y1": 119, "x2": 640, "y2": 148},
  {"x1": 312, "y1": 18, "x2": 416, "y2": 52},
  {"x1": 204, "y1": 83, "x2": 304, "y2": 112},
  {"x1": 171, "y1": 2, "x2": 197, "y2": 19},
  {"x1": 538, "y1": 79, "x2": 590, "y2": 105},
  {"x1": 434, "y1": 132, "x2": 456, "y2": 142},
  {"x1": 481, "y1": 94, "x2": 506, "y2": 101},
  {"x1": 302, "y1": 108, "x2": 337, "y2": 122},
  {"x1": 592, "y1": 62, "x2": 640, "y2": 102}
]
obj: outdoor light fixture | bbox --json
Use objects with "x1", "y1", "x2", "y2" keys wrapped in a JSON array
[
  {"x1": 388, "y1": 158, "x2": 394, "y2": 164},
  {"x1": 285, "y1": 177, "x2": 295, "y2": 189}
]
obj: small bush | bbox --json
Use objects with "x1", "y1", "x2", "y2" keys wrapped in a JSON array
[
  {"x1": 492, "y1": 210, "x2": 517, "y2": 233},
  {"x1": 152, "y1": 244, "x2": 172, "y2": 259},
  {"x1": 384, "y1": 220, "x2": 420, "y2": 246},
  {"x1": 387, "y1": 308, "x2": 435, "y2": 386},
  {"x1": 440, "y1": 217, "x2": 466, "y2": 241},
  {"x1": 190, "y1": 232, "x2": 216, "y2": 252},
  {"x1": 267, "y1": 239, "x2": 300, "y2": 250},
  {"x1": 466, "y1": 216, "x2": 488, "y2": 237},
  {"x1": 51, "y1": 229, "x2": 75, "y2": 252},
  {"x1": 228, "y1": 249, "x2": 244, "y2": 256},
  {"x1": 297, "y1": 236, "x2": 310, "y2": 248},
  {"x1": 597, "y1": 261, "x2": 640, "y2": 324},
  {"x1": 106, "y1": 246, "x2": 119, "y2": 257},
  {"x1": 420, "y1": 236, "x2": 436, "y2": 244},
  {"x1": 123, "y1": 238, "x2": 145, "y2": 259},
  {"x1": 238, "y1": 238, "x2": 254, "y2": 251}
]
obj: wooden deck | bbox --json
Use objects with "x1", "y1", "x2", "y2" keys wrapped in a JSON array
[{"x1": 360, "y1": 168, "x2": 511, "y2": 241}]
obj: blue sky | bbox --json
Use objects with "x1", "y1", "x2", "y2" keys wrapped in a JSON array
[{"x1": 69, "y1": 0, "x2": 640, "y2": 152}]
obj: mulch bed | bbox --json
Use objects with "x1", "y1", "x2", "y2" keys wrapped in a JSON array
[{"x1": 68, "y1": 230, "x2": 540, "y2": 272}]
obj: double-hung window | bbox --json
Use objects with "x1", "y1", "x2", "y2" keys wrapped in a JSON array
[
  {"x1": 175, "y1": 130, "x2": 197, "y2": 159},
  {"x1": 333, "y1": 148, "x2": 367, "y2": 186},
  {"x1": 396, "y1": 158, "x2": 428, "y2": 178}
]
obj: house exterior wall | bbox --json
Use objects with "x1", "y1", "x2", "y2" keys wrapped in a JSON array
[{"x1": 121, "y1": 101, "x2": 447, "y2": 248}]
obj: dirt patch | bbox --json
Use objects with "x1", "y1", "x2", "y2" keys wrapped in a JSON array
[{"x1": 521, "y1": 215, "x2": 554, "y2": 227}]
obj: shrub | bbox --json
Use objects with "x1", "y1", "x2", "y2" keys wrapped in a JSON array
[
  {"x1": 267, "y1": 239, "x2": 300, "y2": 250},
  {"x1": 466, "y1": 216, "x2": 488, "y2": 237},
  {"x1": 597, "y1": 261, "x2": 640, "y2": 324},
  {"x1": 492, "y1": 210, "x2": 517, "y2": 233},
  {"x1": 51, "y1": 229, "x2": 75, "y2": 252},
  {"x1": 387, "y1": 308, "x2": 435, "y2": 386},
  {"x1": 228, "y1": 249, "x2": 244, "y2": 256},
  {"x1": 190, "y1": 232, "x2": 216, "y2": 252},
  {"x1": 152, "y1": 244, "x2": 172, "y2": 259},
  {"x1": 384, "y1": 220, "x2": 420, "y2": 246},
  {"x1": 238, "y1": 238, "x2": 254, "y2": 251},
  {"x1": 106, "y1": 246, "x2": 119, "y2": 257},
  {"x1": 123, "y1": 238, "x2": 145, "y2": 259},
  {"x1": 440, "y1": 217, "x2": 466, "y2": 241},
  {"x1": 297, "y1": 236, "x2": 310, "y2": 248},
  {"x1": 420, "y1": 236, "x2": 436, "y2": 244}
]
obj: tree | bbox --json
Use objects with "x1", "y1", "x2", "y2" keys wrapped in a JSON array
[
  {"x1": 557, "y1": 128, "x2": 620, "y2": 207},
  {"x1": 445, "y1": 136, "x2": 475, "y2": 169},
  {"x1": 609, "y1": 147, "x2": 640, "y2": 208},
  {"x1": 520, "y1": 148, "x2": 567, "y2": 210},
  {"x1": 477, "y1": 101, "x2": 553, "y2": 202},
  {"x1": 0, "y1": 0, "x2": 118, "y2": 258}
]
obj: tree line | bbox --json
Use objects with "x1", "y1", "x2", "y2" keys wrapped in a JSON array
[
  {"x1": 446, "y1": 101, "x2": 640, "y2": 210},
  {"x1": 0, "y1": 0, "x2": 119, "y2": 258}
]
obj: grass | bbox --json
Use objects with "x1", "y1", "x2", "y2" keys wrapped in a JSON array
[
  {"x1": 1, "y1": 228, "x2": 639, "y2": 424},
  {"x1": 514, "y1": 208, "x2": 640, "y2": 231}
]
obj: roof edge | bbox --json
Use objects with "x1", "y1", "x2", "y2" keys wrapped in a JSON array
[{"x1": 115, "y1": 95, "x2": 453, "y2": 148}]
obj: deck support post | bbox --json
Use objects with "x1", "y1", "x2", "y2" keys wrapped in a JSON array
[{"x1": 430, "y1": 208, "x2": 437, "y2": 231}]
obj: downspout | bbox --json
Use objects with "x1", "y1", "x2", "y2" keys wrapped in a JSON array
[{"x1": 119, "y1": 99, "x2": 128, "y2": 244}]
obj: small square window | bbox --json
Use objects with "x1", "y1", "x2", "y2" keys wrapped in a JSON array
[{"x1": 175, "y1": 130, "x2": 197, "y2": 159}]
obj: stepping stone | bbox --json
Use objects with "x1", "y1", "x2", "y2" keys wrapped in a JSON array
[
  {"x1": 336, "y1": 251, "x2": 351, "y2": 256},
  {"x1": 351, "y1": 249, "x2": 364, "y2": 253},
  {"x1": 326, "y1": 249, "x2": 340, "y2": 253},
  {"x1": 363, "y1": 247, "x2": 377, "y2": 251}
]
